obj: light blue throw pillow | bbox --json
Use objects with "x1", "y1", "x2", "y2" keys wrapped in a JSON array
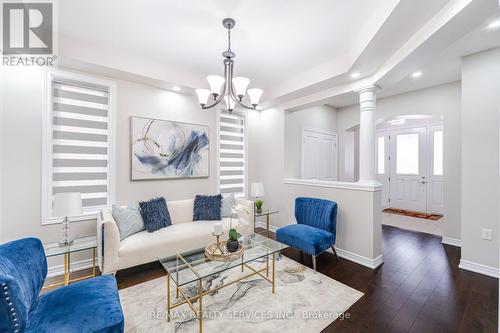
[
  {"x1": 112, "y1": 203, "x2": 145, "y2": 240},
  {"x1": 221, "y1": 193, "x2": 235, "y2": 218}
]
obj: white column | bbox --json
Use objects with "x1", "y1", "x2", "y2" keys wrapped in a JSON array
[{"x1": 356, "y1": 85, "x2": 379, "y2": 183}]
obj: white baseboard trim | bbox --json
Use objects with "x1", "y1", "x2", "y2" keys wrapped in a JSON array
[
  {"x1": 459, "y1": 259, "x2": 499, "y2": 278},
  {"x1": 442, "y1": 237, "x2": 462, "y2": 247},
  {"x1": 331, "y1": 247, "x2": 384, "y2": 269},
  {"x1": 255, "y1": 222, "x2": 278, "y2": 232},
  {"x1": 255, "y1": 222, "x2": 384, "y2": 270},
  {"x1": 47, "y1": 258, "x2": 95, "y2": 278}
]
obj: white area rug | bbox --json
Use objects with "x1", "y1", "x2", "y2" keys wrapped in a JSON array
[{"x1": 119, "y1": 255, "x2": 363, "y2": 332}]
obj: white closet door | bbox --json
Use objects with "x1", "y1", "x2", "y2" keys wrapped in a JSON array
[{"x1": 301, "y1": 129, "x2": 337, "y2": 181}]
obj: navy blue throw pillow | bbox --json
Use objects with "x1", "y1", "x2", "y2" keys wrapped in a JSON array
[
  {"x1": 193, "y1": 194, "x2": 222, "y2": 221},
  {"x1": 139, "y1": 197, "x2": 172, "y2": 232}
]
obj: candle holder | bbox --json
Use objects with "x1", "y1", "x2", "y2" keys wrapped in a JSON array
[
  {"x1": 205, "y1": 231, "x2": 244, "y2": 262},
  {"x1": 212, "y1": 231, "x2": 224, "y2": 252}
]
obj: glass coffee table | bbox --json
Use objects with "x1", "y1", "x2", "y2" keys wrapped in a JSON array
[{"x1": 158, "y1": 233, "x2": 287, "y2": 333}]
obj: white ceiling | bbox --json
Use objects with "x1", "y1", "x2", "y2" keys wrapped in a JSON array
[
  {"x1": 57, "y1": 0, "x2": 500, "y2": 109},
  {"x1": 59, "y1": 0, "x2": 394, "y2": 98}
]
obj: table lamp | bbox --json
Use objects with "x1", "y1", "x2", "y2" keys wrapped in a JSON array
[
  {"x1": 251, "y1": 182, "x2": 265, "y2": 213},
  {"x1": 53, "y1": 192, "x2": 82, "y2": 247}
]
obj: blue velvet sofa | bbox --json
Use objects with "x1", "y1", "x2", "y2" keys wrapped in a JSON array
[
  {"x1": 276, "y1": 197, "x2": 338, "y2": 270},
  {"x1": 0, "y1": 237, "x2": 124, "y2": 333}
]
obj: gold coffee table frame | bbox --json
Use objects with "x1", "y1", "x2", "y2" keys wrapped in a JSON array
[{"x1": 161, "y1": 234, "x2": 285, "y2": 333}]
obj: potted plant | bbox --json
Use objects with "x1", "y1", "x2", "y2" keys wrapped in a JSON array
[
  {"x1": 226, "y1": 228, "x2": 241, "y2": 252},
  {"x1": 255, "y1": 200, "x2": 264, "y2": 214}
]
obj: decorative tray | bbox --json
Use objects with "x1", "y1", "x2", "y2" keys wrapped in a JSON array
[{"x1": 205, "y1": 241, "x2": 244, "y2": 262}]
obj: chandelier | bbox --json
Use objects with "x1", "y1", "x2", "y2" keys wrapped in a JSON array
[{"x1": 195, "y1": 18, "x2": 263, "y2": 113}]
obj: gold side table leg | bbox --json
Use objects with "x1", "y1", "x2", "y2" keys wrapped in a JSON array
[
  {"x1": 166, "y1": 274, "x2": 171, "y2": 322},
  {"x1": 176, "y1": 257, "x2": 179, "y2": 298},
  {"x1": 92, "y1": 247, "x2": 96, "y2": 277},
  {"x1": 272, "y1": 253, "x2": 276, "y2": 294},
  {"x1": 64, "y1": 252, "x2": 71, "y2": 286},
  {"x1": 198, "y1": 279, "x2": 203, "y2": 333},
  {"x1": 266, "y1": 214, "x2": 270, "y2": 237},
  {"x1": 241, "y1": 253, "x2": 244, "y2": 272}
]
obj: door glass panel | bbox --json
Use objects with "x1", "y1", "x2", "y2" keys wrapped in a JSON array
[
  {"x1": 433, "y1": 130, "x2": 443, "y2": 176},
  {"x1": 396, "y1": 133, "x2": 419, "y2": 175},
  {"x1": 377, "y1": 136, "x2": 385, "y2": 174}
]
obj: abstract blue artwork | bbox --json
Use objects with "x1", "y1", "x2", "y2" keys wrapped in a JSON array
[{"x1": 131, "y1": 116, "x2": 209, "y2": 180}]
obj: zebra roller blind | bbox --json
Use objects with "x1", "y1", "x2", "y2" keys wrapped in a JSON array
[
  {"x1": 219, "y1": 112, "x2": 246, "y2": 197},
  {"x1": 50, "y1": 78, "x2": 110, "y2": 216}
]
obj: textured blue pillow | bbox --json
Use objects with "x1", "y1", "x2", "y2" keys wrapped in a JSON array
[
  {"x1": 193, "y1": 194, "x2": 222, "y2": 221},
  {"x1": 139, "y1": 197, "x2": 171, "y2": 232}
]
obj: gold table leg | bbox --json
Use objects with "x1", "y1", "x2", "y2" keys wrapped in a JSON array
[
  {"x1": 92, "y1": 247, "x2": 96, "y2": 277},
  {"x1": 272, "y1": 252, "x2": 275, "y2": 294},
  {"x1": 198, "y1": 279, "x2": 203, "y2": 333},
  {"x1": 64, "y1": 252, "x2": 71, "y2": 285},
  {"x1": 266, "y1": 254, "x2": 269, "y2": 277},
  {"x1": 266, "y1": 214, "x2": 270, "y2": 237},
  {"x1": 166, "y1": 274, "x2": 171, "y2": 322}
]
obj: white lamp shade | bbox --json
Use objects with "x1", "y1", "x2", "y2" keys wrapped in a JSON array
[
  {"x1": 206, "y1": 75, "x2": 225, "y2": 95},
  {"x1": 251, "y1": 182, "x2": 265, "y2": 197},
  {"x1": 232, "y1": 77, "x2": 250, "y2": 97},
  {"x1": 195, "y1": 89, "x2": 210, "y2": 105},
  {"x1": 224, "y1": 95, "x2": 236, "y2": 110},
  {"x1": 53, "y1": 192, "x2": 82, "y2": 217},
  {"x1": 247, "y1": 88, "x2": 263, "y2": 106}
]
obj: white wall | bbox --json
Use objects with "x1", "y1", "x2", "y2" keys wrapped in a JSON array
[
  {"x1": 461, "y1": 47, "x2": 500, "y2": 270},
  {"x1": 0, "y1": 67, "x2": 260, "y2": 271},
  {"x1": 258, "y1": 105, "x2": 382, "y2": 265},
  {"x1": 284, "y1": 105, "x2": 337, "y2": 178},
  {"x1": 336, "y1": 82, "x2": 462, "y2": 241}
]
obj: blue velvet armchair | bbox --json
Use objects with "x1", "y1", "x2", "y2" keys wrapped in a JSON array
[
  {"x1": 276, "y1": 197, "x2": 338, "y2": 270},
  {"x1": 0, "y1": 237, "x2": 124, "y2": 333}
]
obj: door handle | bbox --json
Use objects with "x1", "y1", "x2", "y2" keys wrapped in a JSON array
[{"x1": 418, "y1": 181, "x2": 426, "y2": 184}]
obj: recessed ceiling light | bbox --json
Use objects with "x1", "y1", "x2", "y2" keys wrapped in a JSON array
[
  {"x1": 411, "y1": 71, "x2": 422, "y2": 78},
  {"x1": 487, "y1": 18, "x2": 500, "y2": 30},
  {"x1": 350, "y1": 72, "x2": 361, "y2": 79},
  {"x1": 172, "y1": 86, "x2": 181, "y2": 91}
]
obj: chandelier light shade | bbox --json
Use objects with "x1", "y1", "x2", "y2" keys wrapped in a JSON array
[
  {"x1": 195, "y1": 18, "x2": 263, "y2": 113},
  {"x1": 195, "y1": 89, "x2": 211, "y2": 106},
  {"x1": 232, "y1": 77, "x2": 250, "y2": 98},
  {"x1": 247, "y1": 88, "x2": 264, "y2": 107},
  {"x1": 206, "y1": 75, "x2": 225, "y2": 96}
]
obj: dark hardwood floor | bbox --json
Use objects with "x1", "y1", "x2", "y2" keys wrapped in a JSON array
[{"x1": 47, "y1": 225, "x2": 498, "y2": 332}]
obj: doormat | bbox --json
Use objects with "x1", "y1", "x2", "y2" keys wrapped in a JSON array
[{"x1": 383, "y1": 208, "x2": 443, "y2": 221}]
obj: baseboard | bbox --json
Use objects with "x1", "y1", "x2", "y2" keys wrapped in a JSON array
[
  {"x1": 442, "y1": 237, "x2": 462, "y2": 247},
  {"x1": 255, "y1": 222, "x2": 278, "y2": 232},
  {"x1": 47, "y1": 258, "x2": 95, "y2": 278},
  {"x1": 328, "y1": 247, "x2": 384, "y2": 270},
  {"x1": 459, "y1": 259, "x2": 499, "y2": 278}
]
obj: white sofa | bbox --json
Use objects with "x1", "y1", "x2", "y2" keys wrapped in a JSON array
[{"x1": 97, "y1": 198, "x2": 254, "y2": 274}]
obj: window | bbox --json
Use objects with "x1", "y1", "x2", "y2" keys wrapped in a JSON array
[
  {"x1": 43, "y1": 73, "x2": 114, "y2": 223},
  {"x1": 433, "y1": 130, "x2": 443, "y2": 176},
  {"x1": 377, "y1": 136, "x2": 385, "y2": 174},
  {"x1": 218, "y1": 112, "x2": 246, "y2": 197},
  {"x1": 396, "y1": 133, "x2": 419, "y2": 175}
]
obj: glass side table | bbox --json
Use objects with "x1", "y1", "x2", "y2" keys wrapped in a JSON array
[
  {"x1": 254, "y1": 209, "x2": 279, "y2": 237},
  {"x1": 42, "y1": 235, "x2": 97, "y2": 290}
]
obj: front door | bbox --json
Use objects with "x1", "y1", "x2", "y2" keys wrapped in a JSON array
[{"x1": 389, "y1": 127, "x2": 427, "y2": 212}]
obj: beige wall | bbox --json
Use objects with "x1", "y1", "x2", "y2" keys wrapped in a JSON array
[
  {"x1": 257, "y1": 105, "x2": 382, "y2": 264},
  {"x1": 336, "y1": 82, "x2": 462, "y2": 241},
  {"x1": 284, "y1": 105, "x2": 338, "y2": 178},
  {"x1": 461, "y1": 47, "x2": 500, "y2": 269}
]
